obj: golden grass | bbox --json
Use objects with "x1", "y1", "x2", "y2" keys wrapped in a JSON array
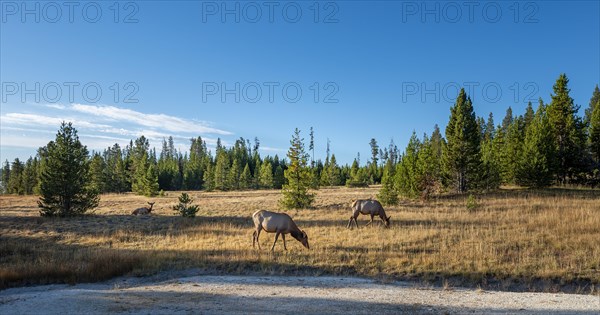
[{"x1": 1, "y1": 187, "x2": 599, "y2": 293}]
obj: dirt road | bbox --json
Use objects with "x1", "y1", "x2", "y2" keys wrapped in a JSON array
[{"x1": 1, "y1": 275, "x2": 598, "y2": 314}]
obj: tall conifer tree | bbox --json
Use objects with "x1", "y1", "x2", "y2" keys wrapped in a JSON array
[
  {"x1": 38, "y1": 122, "x2": 99, "y2": 216},
  {"x1": 280, "y1": 128, "x2": 314, "y2": 209},
  {"x1": 442, "y1": 88, "x2": 481, "y2": 193}
]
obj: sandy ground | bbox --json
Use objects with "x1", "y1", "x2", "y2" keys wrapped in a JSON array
[{"x1": 1, "y1": 274, "x2": 599, "y2": 315}]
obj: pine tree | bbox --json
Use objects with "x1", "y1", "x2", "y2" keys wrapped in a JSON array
[
  {"x1": 280, "y1": 128, "x2": 314, "y2": 209},
  {"x1": 327, "y1": 154, "x2": 341, "y2": 186},
  {"x1": 417, "y1": 133, "x2": 444, "y2": 197},
  {"x1": 395, "y1": 132, "x2": 420, "y2": 198},
  {"x1": 369, "y1": 138, "x2": 380, "y2": 182},
  {"x1": 585, "y1": 85, "x2": 600, "y2": 126},
  {"x1": 483, "y1": 113, "x2": 495, "y2": 141},
  {"x1": 214, "y1": 150, "x2": 229, "y2": 190},
  {"x1": 38, "y1": 122, "x2": 99, "y2": 216},
  {"x1": 500, "y1": 118, "x2": 525, "y2": 184},
  {"x1": 103, "y1": 144, "x2": 129, "y2": 193},
  {"x1": 377, "y1": 159, "x2": 398, "y2": 205},
  {"x1": 345, "y1": 159, "x2": 369, "y2": 187},
  {"x1": 310, "y1": 162, "x2": 321, "y2": 189},
  {"x1": 1, "y1": 160, "x2": 10, "y2": 194},
  {"x1": 157, "y1": 137, "x2": 182, "y2": 191},
  {"x1": 128, "y1": 136, "x2": 150, "y2": 187},
  {"x1": 228, "y1": 158, "x2": 242, "y2": 190},
  {"x1": 442, "y1": 88, "x2": 482, "y2": 193},
  {"x1": 479, "y1": 124, "x2": 501, "y2": 191},
  {"x1": 203, "y1": 162, "x2": 215, "y2": 191},
  {"x1": 132, "y1": 152, "x2": 159, "y2": 197},
  {"x1": 21, "y1": 157, "x2": 39, "y2": 195},
  {"x1": 146, "y1": 163, "x2": 160, "y2": 196},
  {"x1": 501, "y1": 107, "x2": 513, "y2": 132},
  {"x1": 8, "y1": 158, "x2": 24, "y2": 195},
  {"x1": 172, "y1": 192, "x2": 199, "y2": 218},
  {"x1": 239, "y1": 163, "x2": 253, "y2": 189},
  {"x1": 590, "y1": 100, "x2": 600, "y2": 164},
  {"x1": 183, "y1": 137, "x2": 205, "y2": 190},
  {"x1": 89, "y1": 154, "x2": 106, "y2": 193},
  {"x1": 523, "y1": 102, "x2": 535, "y2": 129},
  {"x1": 430, "y1": 124, "x2": 445, "y2": 182},
  {"x1": 516, "y1": 103, "x2": 556, "y2": 187},
  {"x1": 259, "y1": 161, "x2": 274, "y2": 188},
  {"x1": 309, "y1": 127, "x2": 315, "y2": 166},
  {"x1": 546, "y1": 74, "x2": 588, "y2": 184},
  {"x1": 273, "y1": 165, "x2": 285, "y2": 189},
  {"x1": 320, "y1": 155, "x2": 330, "y2": 186}
]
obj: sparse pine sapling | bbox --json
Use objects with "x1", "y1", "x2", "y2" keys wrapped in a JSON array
[{"x1": 173, "y1": 192, "x2": 199, "y2": 218}]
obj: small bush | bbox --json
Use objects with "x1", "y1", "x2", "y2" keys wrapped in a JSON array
[
  {"x1": 172, "y1": 193, "x2": 199, "y2": 218},
  {"x1": 466, "y1": 194, "x2": 479, "y2": 211}
]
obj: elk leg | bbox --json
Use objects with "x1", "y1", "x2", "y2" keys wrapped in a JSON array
[
  {"x1": 366, "y1": 214, "x2": 374, "y2": 227},
  {"x1": 255, "y1": 228, "x2": 262, "y2": 249},
  {"x1": 271, "y1": 232, "x2": 280, "y2": 251},
  {"x1": 347, "y1": 217, "x2": 354, "y2": 229},
  {"x1": 282, "y1": 233, "x2": 287, "y2": 250},
  {"x1": 354, "y1": 217, "x2": 359, "y2": 229},
  {"x1": 253, "y1": 231, "x2": 256, "y2": 248}
]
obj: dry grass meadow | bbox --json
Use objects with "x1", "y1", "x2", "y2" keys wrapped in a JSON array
[{"x1": 1, "y1": 186, "x2": 599, "y2": 293}]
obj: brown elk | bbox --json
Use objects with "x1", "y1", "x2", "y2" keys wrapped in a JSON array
[
  {"x1": 252, "y1": 210, "x2": 309, "y2": 251},
  {"x1": 347, "y1": 199, "x2": 390, "y2": 229},
  {"x1": 132, "y1": 202, "x2": 155, "y2": 215}
]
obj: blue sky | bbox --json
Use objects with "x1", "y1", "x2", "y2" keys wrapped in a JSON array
[{"x1": 1, "y1": 1, "x2": 599, "y2": 164}]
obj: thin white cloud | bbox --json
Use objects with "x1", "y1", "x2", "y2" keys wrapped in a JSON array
[
  {"x1": 2, "y1": 132, "x2": 135, "y2": 152},
  {"x1": 1, "y1": 113, "x2": 112, "y2": 129},
  {"x1": 71, "y1": 104, "x2": 232, "y2": 135},
  {"x1": 0, "y1": 126, "x2": 56, "y2": 134},
  {"x1": 1, "y1": 134, "x2": 51, "y2": 149},
  {"x1": 79, "y1": 133, "x2": 131, "y2": 143},
  {"x1": 45, "y1": 104, "x2": 66, "y2": 110},
  {"x1": 1, "y1": 104, "x2": 232, "y2": 154}
]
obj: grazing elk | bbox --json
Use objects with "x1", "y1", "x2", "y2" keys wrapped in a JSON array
[
  {"x1": 347, "y1": 199, "x2": 390, "y2": 229},
  {"x1": 132, "y1": 202, "x2": 155, "y2": 215},
  {"x1": 252, "y1": 210, "x2": 309, "y2": 251}
]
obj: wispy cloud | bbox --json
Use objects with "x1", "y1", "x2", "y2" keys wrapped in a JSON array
[
  {"x1": 71, "y1": 104, "x2": 232, "y2": 135},
  {"x1": 1, "y1": 104, "x2": 233, "y2": 154},
  {"x1": 45, "y1": 104, "x2": 66, "y2": 110},
  {"x1": 1, "y1": 113, "x2": 111, "y2": 129}
]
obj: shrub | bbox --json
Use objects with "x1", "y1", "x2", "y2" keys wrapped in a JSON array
[
  {"x1": 466, "y1": 194, "x2": 479, "y2": 212},
  {"x1": 172, "y1": 193, "x2": 199, "y2": 218}
]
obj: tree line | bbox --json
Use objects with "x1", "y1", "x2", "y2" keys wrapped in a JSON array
[
  {"x1": 378, "y1": 74, "x2": 600, "y2": 204},
  {"x1": 1, "y1": 126, "x2": 381, "y2": 197},
  {"x1": 2, "y1": 74, "x2": 599, "y2": 205}
]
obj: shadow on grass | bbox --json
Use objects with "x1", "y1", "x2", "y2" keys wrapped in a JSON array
[
  {"x1": 1, "y1": 187, "x2": 599, "y2": 293},
  {"x1": 0, "y1": 214, "x2": 255, "y2": 240},
  {"x1": 1, "y1": 230, "x2": 598, "y2": 295}
]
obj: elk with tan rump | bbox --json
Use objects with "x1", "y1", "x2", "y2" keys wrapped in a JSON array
[
  {"x1": 252, "y1": 210, "x2": 309, "y2": 251},
  {"x1": 347, "y1": 199, "x2": 390, "y2": 229},
  {"x1": 132, "y1": 202, "x2": 155, "y2": 215}
]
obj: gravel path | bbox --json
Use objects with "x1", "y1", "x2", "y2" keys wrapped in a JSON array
[{"x1": 1, "y1": 275, "x2": 598, "y2": 314}]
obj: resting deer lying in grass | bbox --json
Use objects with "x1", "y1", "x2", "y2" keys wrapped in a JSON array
[
  {"x1": 252, "y1": 210, "x2": 309, "y2": 251},
  {"x1": 347, "y1": 199, "x2": 390, "y2": 229},
  {"x1": 132, "y1": 202, "x2": 155, "y2": 215}
]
